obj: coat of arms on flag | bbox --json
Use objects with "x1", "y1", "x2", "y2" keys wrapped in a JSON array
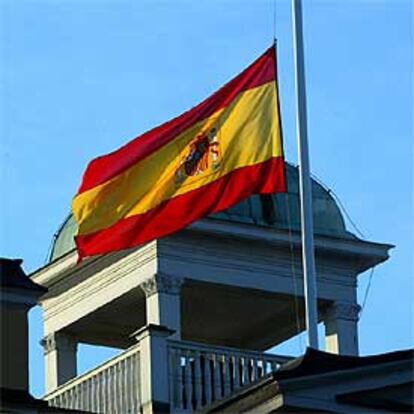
[{"x1": 175, "y1": 125, "x2": 221, "y2": 185}]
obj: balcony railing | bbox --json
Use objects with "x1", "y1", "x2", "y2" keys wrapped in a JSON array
[
  {"x1": 168, "y1": 339, "x2": 292, "y2": 412},
  {"x1": 45, "y1": 338, "x2": 291, "y2": 413},
  {"x1": 45, "y1": 343, "x2": 141, "y2": 414}
]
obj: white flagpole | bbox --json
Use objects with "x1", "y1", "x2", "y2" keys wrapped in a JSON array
[{"x1": 291, "y1": 0, "x2": 319, "y2": 349}]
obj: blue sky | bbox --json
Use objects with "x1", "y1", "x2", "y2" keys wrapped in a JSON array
[{"x1": 1, "y1": 0, "x2": 412, "y2": 397}]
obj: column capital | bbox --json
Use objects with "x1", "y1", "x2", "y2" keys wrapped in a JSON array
[
  {"x1": 140, "y1": 274, "x2": 183, "y2": 298},
  {"x1": 131, "y1": 324, "x2": 175, "y2": 343},
  {"x1": 324, "y1": 302, "x2": 361, "y2": 322},
  {"x1": 40, "y1": 332, "x2": 77, "y2": 355}
]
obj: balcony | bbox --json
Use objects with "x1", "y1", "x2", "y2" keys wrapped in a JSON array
[{"x1": 45, "y1": 336, "x2": 291, "y2": 413}]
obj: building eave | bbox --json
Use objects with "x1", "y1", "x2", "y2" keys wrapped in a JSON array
[{"x1": 31, "y1": 218, "x2": 392, "y2": 290}]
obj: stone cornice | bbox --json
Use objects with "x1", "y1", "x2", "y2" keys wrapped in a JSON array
[
  {"x1": 30, "y1": 219, "x2": 392, "y2": 291},
  {"x1": 30, "y1": 250, "x2": 79, "y2": 287},
  {"x1": 31, "y1": 242, "x2": 156, "y2": 291},
  {"x1": 159, "y1": 237, "x2": 358, "y2": 289},
  {"x1": 187, "y1": 219, "x2": 393, "y2": 269}
]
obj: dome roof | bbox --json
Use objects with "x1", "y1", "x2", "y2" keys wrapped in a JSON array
[{"x1": 49, "y1": 164, "x2": 355, "y2": 262}]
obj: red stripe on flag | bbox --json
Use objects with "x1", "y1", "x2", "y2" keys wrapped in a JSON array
[
  {"x1": 78, "y1": 46, "x2": 276, "y2": 194},
  {"x1": 75, "y1": 156, "x2": 285, "y2": 258}
]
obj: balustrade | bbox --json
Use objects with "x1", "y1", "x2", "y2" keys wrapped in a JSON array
[
  {"x1": 45, "y1": 343, "x2": 141, "y2": 414},
  {"x1": 168, "y1": 339, "x2": 291, "y2": 412},
  {"x1": 45, "y1": 337, "x2": 291, "y2": 413}
]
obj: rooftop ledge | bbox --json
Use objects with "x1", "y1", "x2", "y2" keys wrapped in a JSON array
[{"x1": 31, "y1": 218, "x2": 393, "y2": 288}]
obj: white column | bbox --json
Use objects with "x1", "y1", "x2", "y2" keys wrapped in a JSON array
[
  {"x1": 133, "y1": 324, "x2": 174, "y2": 414},
  {"x1": 140, "y1": 274, "x2": 183, "y2": 339},
  {"x1": 324, "y1": 302, "x2": 361, "y2": 356},
  {"x1": 41, "y1": 332, "x2": 77, "y2": 393}
]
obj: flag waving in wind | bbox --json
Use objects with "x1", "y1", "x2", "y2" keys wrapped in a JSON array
[{"x1": 72, "y1": 45, "x2": 286, "y2": 260}]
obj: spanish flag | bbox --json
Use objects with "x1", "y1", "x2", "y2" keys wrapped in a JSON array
[{"x1": 73, "y1": 46, "x2": 286, "y2": 260}]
